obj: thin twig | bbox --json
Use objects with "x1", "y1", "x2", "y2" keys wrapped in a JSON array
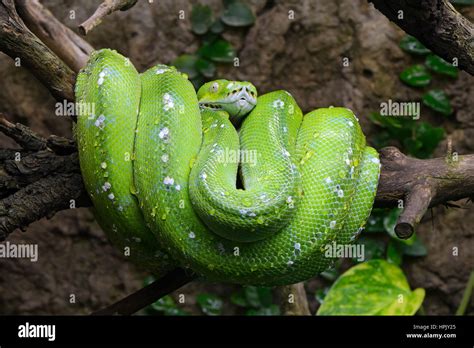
[
  {"x1": 456, "y1": 270, "x2": 474, "y2": 315},
  {"x1": 91, "y1": 268, "x2": 197, "y2": 315},
  {"x1": 79, "y1": 0, "x2": 138, "y2": 36}
]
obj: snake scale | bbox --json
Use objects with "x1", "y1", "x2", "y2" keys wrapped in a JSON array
[{"x1": 75, "y1": 49, "x2": 380, "y2": 286}]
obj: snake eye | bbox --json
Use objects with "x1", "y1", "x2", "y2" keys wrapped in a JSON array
[{"x1": 210, "y1": 82, "x2": 219, "y2": 93}]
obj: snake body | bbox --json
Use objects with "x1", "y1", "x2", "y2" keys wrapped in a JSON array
[{"x1": 75, "y1": 49, "x2": 380, "y2": 286}]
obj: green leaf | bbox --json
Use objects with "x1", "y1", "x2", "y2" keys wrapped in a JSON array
[
  {"x1": 196, "y1": 58, "x2": 216, "y2": 78},
  {"x1": 221, "y1": 1, "x2": 255, "y2": 27},
  {"x1": 172, "y1": 54, "x2": 199, "y2": 79},
  {"x1": 400, "y1": 235, "x2": 428, "y2": 257},
  {"x1": 230, "y1": 290, "x2": 248, "y2": 307},
  {"x1": 191, "y1": 4, "x2": 213, "y2": 35},
  {"x1": 383, "y1": 208, "x2": 403, "y2": 239},
  {"x1": 150, "y1": 295, "x2": 188, "y2": 316},
  {"x1": 317, "y1": 260, "x2": 425, "y2": 315},
  {"x1": 399, "y1": 35, "x2": 431, "y2": 55},
  {"x1": 198, "y1": 39, "x2": 236, "y2": 63},
  {"x1": 315, "y1": 287, "x2": 330, "y2": 305},
  {"x1": 365, "y1": 209, "x2": 387, "y2": 233},
  {"x1": 353, "y1": 236, "x2": 385, "y2": 263},
  {"x1": 387, "y1": 240, "x2": 404, "y2": 265},
  {"x1": 450, "y1": 0, "x2": 474, "y2": 5},
  {"x1": 422, "y1": 89, "x2": 453, "y2": 116},
  {"x1": 400, "y1": 65, "x2": 431, "y2": 87},
  {"x1": 246, "y1": 304, "x2": 280, "y2": 315},
  {"x1": 425, "y1": 54, "x2": 458, "y2": 78},
  {"x1": 408, "y1": 122, "x2": 444, "y2": 158},
  {"x1": 196, "y1": 293, "x2": 223, "y2": 316},
  {"x1": 244, "y1": 286, "x2": 273, "y2": 308}
]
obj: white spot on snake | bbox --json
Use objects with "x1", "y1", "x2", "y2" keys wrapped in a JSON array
[
  {"x1": 100, "y1": 162, "x2": 107, "y2": 169},
  {"x1": 102, "y1": 182, "x2": 111, "y2": 192},
  {"x1": 371, "y1": 157, "x2": 380, "y2": 164},
  {"x1": 287, "y1": 260, "x2": 294, "y2": 266},
  {"x1": 286, "y1": 196, "x2": 293, "y2": 203},
  {"x1": 283, "y1": 126, "x2": 288, "y2": 133},
  {"x1": 97, "y1": 77, "x2": 104, "y2": 85},
  {"x1": 220, "y1": 124, "x2": 225, "y2": 128},
  {"x1": 325, "y1": 177, "x2": 332, "y2": 184},
  {"x1": 188, "y1": 231, "x2": 196, "y2": 239},
  {"x1": 239, "y1": 209, "x2": 248, "y2": 216},
  {"x1": 118, "y1": 205, "x2": 123, "y2": 212},
  {"x1": 163, "y1": 176, "x2": 174, "y2": 185},
  {"x1": 348, "y1": 121, "x2": 354, "y2": 127},
  {"x1": 337, "y1": 189, "x2": 344, "y2": 198},
  {"x1": 294, "y1": 242, "x2": 301, "y2": 250},
  {"x1": 200, "y1": 172, "x2": 207, "y2": 180},
  {"x1": 161, "y1": 154, "x2": 169, "y2": 163},
  {"x1": 94, "y1": 114, "x2": 105, "y2": 129},
  {"x1": 330, "y1": 220, "x2": 336, "y2": 228},
  {"x1": 248, "y1": 212, "x2": 256, "y2": 217},
  {"x1": 163, "y1": 93, "x2": 174, "y2": 111},
  {"x1": 273, "y1": 99, "x2": 284, "y2": 109},
  {"x1": 156, "y1": 68, "x2": 168, "y2": 74},
  {"x1": 282, "y1": 149, "x2": 290, "y2": 158},
  {"x1": 108, "y1": 193, "x2": 115, "y2": 200},
  {"x1": 345, "y1": 159, "x2": 351, "y2": 166},
  {"x1": 348, "y1": 148, "x2": 353, "y2": 155},
  {"x1": 159, "y1": 127, "x2": 170, "y2": 140},
  {"x1": 175, "y1": 184, "x2": 181, "y2": 191},
  {"x1": 226, "y1": 82, "x2": 234, "y2": 90}
]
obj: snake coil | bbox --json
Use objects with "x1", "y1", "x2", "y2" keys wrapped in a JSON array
[{"x1": 75, "y1": 49, "x2": 380, "y2": 286}]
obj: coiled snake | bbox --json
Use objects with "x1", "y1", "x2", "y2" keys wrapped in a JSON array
[{"x1": 75, "y1": 49, "x2": 380, "y2": 286}]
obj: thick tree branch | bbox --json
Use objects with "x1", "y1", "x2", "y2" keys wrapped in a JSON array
[
  {"x1": 275, "y1": 283, "x2": 311, "y2": 315},
  {"x1": 15, "y1": 0, "x2": 93, "y2": 72},
  {"x1": 79, "y1": 0, "x2": 138, "y2": 36},
  {"x1": 0, "y1": 0, "x2": 76, "y2": 101},
  {"x1": 370, "y1": 0, "x2": 474, "y2": 76}
]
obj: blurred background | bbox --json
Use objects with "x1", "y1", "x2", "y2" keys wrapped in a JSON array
[{"x1": 0, "y1": 0, "x2": 473, "y2": 315}]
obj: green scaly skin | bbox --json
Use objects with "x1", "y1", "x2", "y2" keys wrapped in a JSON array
[{"x1": 75, "y1": 49, "x2": 381, "y2": 286}]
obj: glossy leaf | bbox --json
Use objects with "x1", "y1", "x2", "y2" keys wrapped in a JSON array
[
  {"x1": 196, "y1": 58, "x2": 216, "y2": 78},
  {"x1": 191, "y1": 4, "x2": 213, "y2": 35},
  {"x1": 425, "y1": 54, "x2": 458, "y2": 78},
  {"x1": 317, "y1": 260, "x2": 425, "y2": 315},
  {"x1": 399, "y1": 35, "x2": 431, "y2": 55},
  {"x1": 221, "y1": 1, "x2": 255, "y2": 27},
  {"x1": 422, "y1": 89, "x2": 453, "y2": 116},
  {"x1": 199, "y1": 39, "x2": 236, "y2": 63},
  {"x1": 400, "y1": 65, "x2": 431, "y2": 87},
  {"x1": 172, "y1": 54, "x2": 199, "y2": 79},
  {"x1": 387, "y1": 241, "x2": 404, "y2": 265},
  {"x1": 210, "y1": 19, "x2": 225, "y2": 34},
  {"x1": 150, "y1": 295, "x2": 188, "y2": 316},
  {"x1": 196, "y1": 293, "x2": 223, "y2": 316}
]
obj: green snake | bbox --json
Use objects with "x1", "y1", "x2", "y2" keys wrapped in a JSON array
[{"x1": 75, "y1": 49, "x2": 380, "y2": 286}]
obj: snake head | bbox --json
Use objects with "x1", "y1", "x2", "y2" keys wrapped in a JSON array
[{"x1": 197, "y1": 80, "x2": 257, "y2": 124}]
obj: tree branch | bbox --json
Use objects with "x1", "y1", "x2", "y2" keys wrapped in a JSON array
[
  {"x1": 79, "y1": 0, "x2": 138, "y2": 36},
  {"x1": 275, "y1": 283, "x2": 311, "y2": 315},
  {"x1": 91, "y1": 268, "x2": 196, "y2": 315},
  {"x1": 370, "y1": 0, "x2": 474, "y2": 76},
  {"x1": 0, "y1": 0, "x2": 76, "y2": 101},
  {"x1": 15, "y1": 0, "x2": 93, "y2": 72}
]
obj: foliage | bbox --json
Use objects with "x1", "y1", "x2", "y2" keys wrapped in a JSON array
[
  {"x1": 317, "y1": 260, "x2": 425, "y2": 315},
  {"x1": 173, "y1": 0, "x2": 255, "y2": 89}
]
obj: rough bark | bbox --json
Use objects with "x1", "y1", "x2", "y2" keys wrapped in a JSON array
[{"x1": 370, "y1": 0, "x2": 474, "y2": 76}]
